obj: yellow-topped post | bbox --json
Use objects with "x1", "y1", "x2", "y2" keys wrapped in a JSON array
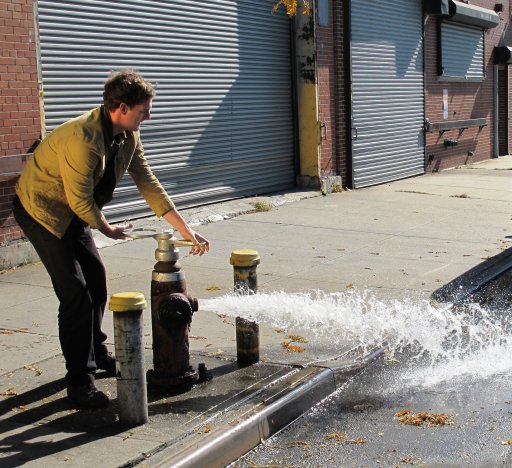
[
  {"x1": 230, "y1": 249, "x2": 260, "y2": 366},
  {"x1": 109, "y1": 292, "x2": 148, "y2": 425}
]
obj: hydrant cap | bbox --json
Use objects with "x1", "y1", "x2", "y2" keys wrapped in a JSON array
[
  {"x1": 109, "y1": 292, "x2": 147, "y2": 312},
  {"x1": 230, "y1": 249, "x2": 260, "y2": 267}
]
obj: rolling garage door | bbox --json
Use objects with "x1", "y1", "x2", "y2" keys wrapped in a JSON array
[
  {"x1": 350, "y1": 0, "x2": 425, "y2": 187},
  {"x1": 36, "y1": 0, "x2": 295, "y2": 220}
]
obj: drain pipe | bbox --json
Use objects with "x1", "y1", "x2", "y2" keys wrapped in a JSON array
[
  {"x1": 494, "y1": 63, "x2": 499, "y2": 158},
  {"x1": 109, "y1": 291, "x2": 148, "y2": 426},
  {"x1": 230, "y1": 249, "x2": 260, "y2": 366}
]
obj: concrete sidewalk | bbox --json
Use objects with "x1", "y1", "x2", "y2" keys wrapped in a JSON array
[{"x1": 1, "y1": 156, "x2": 512, "y2": 467}]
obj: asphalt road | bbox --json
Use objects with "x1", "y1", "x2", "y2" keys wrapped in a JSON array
[
  {"x1": 231, "y1": 277, "x2": 512, "y2": 468},
  {"x1": 232, "y1": 355, "x2": 512, "y2": 468}
]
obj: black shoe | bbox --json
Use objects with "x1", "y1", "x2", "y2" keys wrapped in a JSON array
[
  {"x1": 96, "y1": 352, "x2": 116, "y2": 375},
  {"x1": 67, "y1": 383, "x2": 110, "y2": 409}
]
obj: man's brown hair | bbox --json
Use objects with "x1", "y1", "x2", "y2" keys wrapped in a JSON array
[{"x1": 103, "y1": 69, "x2": 156, "y2": 111}]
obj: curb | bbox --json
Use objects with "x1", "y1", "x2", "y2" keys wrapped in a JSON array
[
  {"x1": 432, "y1": 246, "x2": 512, "y2": 303},
  {"x1": 134, "y1": 347, "x2": 385, "y2": 468}
]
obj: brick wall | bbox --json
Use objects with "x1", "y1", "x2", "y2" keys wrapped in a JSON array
[
  {"x1": 424, "y1": 0, "x2": 508, "y2": 172},
  {"x1": 0, "y1": 0, "x2": 40, "y2": 245},
  {"x1": 316, "y1": 0, "x2": 336, "y2": 177},
  {"x1": 333, "y1": 0, "x2": 347, "y2": 186}
]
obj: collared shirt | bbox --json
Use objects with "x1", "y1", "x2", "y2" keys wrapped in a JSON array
[
  {"x1": 94, "y1": 107, "x2": 126, "y2": 209},
  {"x1": 15, "y1": 106, "x2": 175, "y2": 238}
]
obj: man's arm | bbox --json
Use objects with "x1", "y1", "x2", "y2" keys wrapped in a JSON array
[{"x1": 163, "y1": 208, "x2": 210, "y2": 256}]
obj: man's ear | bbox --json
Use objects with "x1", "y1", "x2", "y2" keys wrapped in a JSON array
[{"x1": 119, "y1": 102, "x2": 129, "y2": 114}]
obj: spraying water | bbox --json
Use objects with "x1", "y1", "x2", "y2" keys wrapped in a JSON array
[{"x1": 203, "y1": 290, "x2": 512, "y2": 389}]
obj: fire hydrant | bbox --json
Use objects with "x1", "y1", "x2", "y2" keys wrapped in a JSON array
[{"x1": 124, "y1": 228, "x2": 205, "y2": 391}]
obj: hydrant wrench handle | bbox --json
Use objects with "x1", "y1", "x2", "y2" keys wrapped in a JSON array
[{"x1": 123, "y1": 228, "x2": 205, "y2": 246}]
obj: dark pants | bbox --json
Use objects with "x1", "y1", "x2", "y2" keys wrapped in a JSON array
[{"x1": 12, "y1": 196, "x2": 108, "y2": 387}]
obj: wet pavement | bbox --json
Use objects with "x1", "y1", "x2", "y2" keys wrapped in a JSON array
[
  {"x1": 2, "y1": 157, "x2": 512, "y2": 466},
  {"x1": 232, "y1": 357, "x2": 512, "y2": 468}
]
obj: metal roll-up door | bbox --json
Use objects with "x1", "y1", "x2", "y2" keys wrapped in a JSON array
[
  {"x1": 441, "y1": 22, "x2": 484, "y2": 79},
  {"x1": 350, "y1": 0, "x2": 425, "y2": 188},
  {"x1": 36, "y1": 0, "x2": 295, "y2": 221}
]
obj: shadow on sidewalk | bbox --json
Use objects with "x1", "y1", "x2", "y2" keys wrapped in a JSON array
[{"x1": 0, "y1": 377, "x2": 126, "y2": 467}]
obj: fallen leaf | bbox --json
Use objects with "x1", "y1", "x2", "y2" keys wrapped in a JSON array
[
  {"x1": 206, "y1": 286, "x2": 222, "y2": 291},
  {"x1": 0, "y1": 388, "x2": 17, "y2": 396},
  {"x1": 286, "y1": 440, "x2": 309, "y2": 448},
  {"x1": 122, "y1": 432, "x2": 134, "y2": 441},
  {"x1": 347, "y1": 438, "x2": 368, "y2": 444},
  {"x1": 281, "y1": 341, "x2": 305, "y2": 353},
  {"x1": 24, "y1": 365, "x2": 43, "y2": 376},
  {"x1": 501, "y1": 439, "x2": 512, "y2": 445},
  {"x1": 189, "y1": 335, "x2": 207, "y2": 340},
  {"x1": 326, "y1": 432, "x2": 347, "y2": 442},
  {"x1": 287, "y1": 334, "x2": 308, "y2": 343},
  {"x1": 207, "y1": 349, "x2": 224, "y2": 357},
  {"x1": 326, "y1": 432, "x2": 367, "y2": 444}
]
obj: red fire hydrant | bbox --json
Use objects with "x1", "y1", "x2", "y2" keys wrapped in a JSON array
[
  {"x1": 145, "y1": 231, "x2": 202, "y2": 391},
  {"x1": 125, "y1": 229, "x2": 206, "y2": 391}
]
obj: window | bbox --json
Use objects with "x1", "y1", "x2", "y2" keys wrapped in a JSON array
[{"x1": 439, "y1": 21, "x2": 484, "y2": 81}]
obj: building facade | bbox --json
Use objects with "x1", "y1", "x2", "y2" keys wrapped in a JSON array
[
  {"x1": 1, "y1": 0, "x2": 512, "y2": 268},
  {"x1": 302, "y1": 0, "x2": 511, "y2": 190}
]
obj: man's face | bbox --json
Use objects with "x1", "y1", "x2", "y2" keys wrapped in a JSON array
[{"x1": 120, "y1": 98, "x2": 152, "y2": 132}]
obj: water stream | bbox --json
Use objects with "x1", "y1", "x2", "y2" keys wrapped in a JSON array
[{"x1": 203, "y1": 290, "x2": 512, "y2": 389}]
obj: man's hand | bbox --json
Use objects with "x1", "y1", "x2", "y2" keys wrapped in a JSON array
[
  {"x1": 100, "y1": 222, "x2": 133, "y2": 240},
  {"x1": 162, "y1": 208, "x2": 210, "y2": 256},
  {"x1": 184, "y1": 230, "x2": 210, "y2": 256}
]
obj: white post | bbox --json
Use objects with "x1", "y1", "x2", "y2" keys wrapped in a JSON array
[{"x1": 109, "y1": 292, "x2": 148, "y2": 426}]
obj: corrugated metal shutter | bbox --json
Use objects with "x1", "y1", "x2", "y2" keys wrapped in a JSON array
[
  {"x1": 350, "y1": 0, "x2": 425, "y2": 188},
  {"x1": 441, "y1": 22, "x2": 484, "y2": 79},
  {"x1": 36, "y1": 0, "x2": 295, "y2": 221}
]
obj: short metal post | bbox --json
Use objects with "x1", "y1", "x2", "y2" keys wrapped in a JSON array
[
  {"x1": 109, "y1": 292, "x2": 148, "y2": 426},
  {"x1": 230, "y1": 249, "x2": 260, "y2": 366}
]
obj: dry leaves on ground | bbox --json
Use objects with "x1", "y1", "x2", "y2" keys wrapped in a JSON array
[
  {"x1": 326, "y1": 432, "x2": 368, "y2": 444},
  {"x1": 23, "y1": 365, "x2": 43, "y2": 376},
  {"x1": 287, "y1": 335, "x2": 308, "y2": 343},
  {"x1": 395, "y1": 409, "x2": 454, "y2": 427},
  {"x1": 281, "y1": 340, "x2": 305, "y2": 353}
]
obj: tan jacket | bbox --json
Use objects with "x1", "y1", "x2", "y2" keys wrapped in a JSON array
[{"x1": 16, "y1": 107, "x2": 174, "y2": 238}]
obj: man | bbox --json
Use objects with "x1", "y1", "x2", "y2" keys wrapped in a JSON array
[{"x1": 12, "y1": 69, "x2": 209, "y2": 408}]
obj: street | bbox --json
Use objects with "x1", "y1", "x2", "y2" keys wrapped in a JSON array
[
  {"x1": 233, "y1": 350, "x2": 512, "y2": 467},
  {"x1": 230, "y1": 288, "x2": 512, "y2": 468}
]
